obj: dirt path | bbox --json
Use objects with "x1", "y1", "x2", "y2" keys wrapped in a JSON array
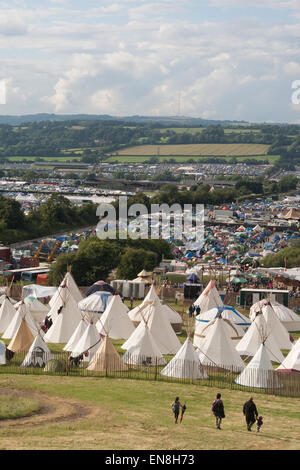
[{"x1": 0, "y1": 388, "x2": 95, "y2": 429}]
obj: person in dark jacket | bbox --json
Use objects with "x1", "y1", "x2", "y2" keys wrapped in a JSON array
[
  {"x1": 212, "y1": 393, "x2": 225, "y2": 429},
  {"x1": 243, "y1": 396, "x2": 258, "y2": 431},
  {"x1": 188, "y1": 305, "x2": 194, "y2": 318}
]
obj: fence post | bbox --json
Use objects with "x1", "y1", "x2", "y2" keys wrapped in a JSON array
[{"x1": 154, "y1": 358, "x2": 158, "y2": 381}]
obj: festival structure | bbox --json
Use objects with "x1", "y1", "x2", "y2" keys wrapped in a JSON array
[
  {"x1": 193, "y1": 280, "x2": 223, "y2": 314},
  {"x1": 250, "y1": 298, "x2": 300, "y2": 332},
  {"x1": 0, "y1": 297, "x2": 17, "y2": 334},
  {"x1": 160, "y1": 336, "x2": 208, "y2": 380},
  {"x1": 21, "y1": 334, "x2": 54, "y2": 368},
  {"x1": 277, "y1": 338, "x2": 300, "y2": 373},
  {"x1": 235, "y1": 342, "x2": 282, "y2": 389},
  {"x1": 197, "y1": 315, "x2": 245, "y2": 371},
  {"x1": 96, "y1": 294, "x2": 135, "y2": 340},
  {"x1": 87, "y1": 335, "x2": 128, "y2": 372},
  {"x1": 235, "y1": 312, "x2": 285, "y2": 364}
]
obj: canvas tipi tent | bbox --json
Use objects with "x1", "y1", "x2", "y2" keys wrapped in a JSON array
[
  {"x1": 2, "y1": 302, "x2": 41, "y2": 339},
  {"x1": 0, "y1": 297, "x2": 17, "y2": 334},
  {"x1": 49, "y1": 271, "x2": 83, "y2": 311},
  {"x1": 63, "y1": 317, "x2": 89, "y2": 352},
  {"x1": 122, "y1": 324, "x2": 166, "y2": 366},
  {"x1": 15, "y1": 297, "x2": 50, "y2": 325},
  {"x1": 21, "y1": 334, "x2": 54, "y2": 368},
  {"x1": 193, "y1": 280, "x2": 223, "y2": 314},
  {"x1": 161, "y1": 337, "x2": 208, "y2": 380},
  {"x1": 128, "y1": 285, "x2": 183, "y2": 333},
  {"x1": 193, "y1": 306, "x2": 248, "y2": 349},
  {"x1": 96, "y1": 294, "x2": 135, "y2": 340},
  {"x1": 277, "y1": 338, "x2": 300, "y2": 373},
  {"x1": 236, "y1": 312, "x2": 285, "y2": 364},
  {"x1": 250, "y1": 298, "x2": 300, "y2": 332},
  {"x1": 123, "y1": 299, "x2": 181, "y2": 355},
  {"x1": 7, "y1": 317, "x2": 35, "y2": 353},
  {"x1": 197, "y1": 316, "x2": 245, "y2": 371},
  {"x1": 70, "y1": 319, "x2": 100, "y2": 362},
  {"x1": 87, "y1": 335, "x2": 128, "y2": 372},
  {"x1": 43, "y1": 289, "x2": 83, "y2": 344},
  {"x1": 235, "y1": 342, "x2": 282, "y2": 389},
  {"x1": 261, "y1": 303, "x2": 292, "y2": 351}
]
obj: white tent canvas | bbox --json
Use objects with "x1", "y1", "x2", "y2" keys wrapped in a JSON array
[
  {"x1": 21, "y1": 334, "x2": 54, "y2": 368},
  {"x1": 128, "y1": 285, "x2": 182, "y2": 332},
  {"x1": 70, "y1": 322, "x2": 100, "y2": 362},
  {"x1": 78, "y1": 292, "x2": 113, "y2": 315},
  {"x1": 236, "y1": 313, "x2": 285, "y2": 364},
  {"x1": 197, "y1": 317, "x2": 245, "y2": 371},
  {"x1": 277, "y1": 338, "x2": 300, "y2": 373},
  {"x1": 0, "y1": 294, "x2": 17, "y2": 306},
  {"x1": 251, "y1": 299, "x2": 300, "y2": 332},
  {"x1": 122, "y1": 299, "x2": 181, "y2": 355},
  {"x1": 63, "y1": 318, "x2": 88, "y2": 352},
  {"x1": 161, "y1": 337, "x2": 208, "y2": 379},
  {"x1": 96, "y1": 295, "x2": 135, "y2": 340},
  {"x1": 44, "y1": 294, "x2": 82, "y2": 344},
  {"x1": 15, "y1": 297, "x2": 50, "y2": 325},
  {"x1": 49, "y1": 272, "x2": 83, "y2": 310},
  {"x1": 235, "y1": 343, "x2": 282, "y2": 389},
  {"x1": 122, "y1": 326, "x2": 166, "y2": 366},
  {"x1": 261, "y1": 304, "x2": 292, "y2": 351},
  {"x1": 87, "y1": 335, "x2": 127, "y2": 372},
  {"x1": 0, "y1": 297, "x2": 17, "y2": 334},
  {"x1": 193, "y1": 280, "x2": 223, "y2": 313},
  {"x1": 2, "y1": 302, "x2": 41, "y2": 339}
]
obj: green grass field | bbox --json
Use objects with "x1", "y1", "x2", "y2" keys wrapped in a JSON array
[
  {"x1": 5, "y1": 156, "x2": 81, "y2": 162},
  {"x1": 0, "y1": 374, "x2": 299, "y2": 450}
]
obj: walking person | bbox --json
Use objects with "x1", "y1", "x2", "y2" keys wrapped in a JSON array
[
  {"x1": 256, "y1": 416, "x2": 263, "y2": 433},
  {"x1": 196, "y1": 305, "x2": 200, "y2": 316},
  {"x1": 171, "y1": 396, "x2": 182, "y2": 424},
  {"x1": 180, "y1": 402, "x2": 187, "y2": 423},
  {"x1": 188, "y1": 304, "x2": 194, "y2": 318},
  {"x1": 212, "y1": 393, "x2": 225, "y2": 430},
  {"x1": 243, "y1": 396, "x2": 258, "y2": 431}
]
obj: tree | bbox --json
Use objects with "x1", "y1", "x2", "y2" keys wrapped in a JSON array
[{"x1": 116, "y1": 247, "x2": 158, "y2": 280}]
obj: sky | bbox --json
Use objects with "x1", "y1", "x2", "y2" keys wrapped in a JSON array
[{"x1": 1, "y1": 0, "x2": 300, "y2": 122}]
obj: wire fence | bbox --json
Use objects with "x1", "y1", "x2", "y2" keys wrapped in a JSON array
[{"x1": 1, "y1": 350, "x2": 300, "y2": 398}]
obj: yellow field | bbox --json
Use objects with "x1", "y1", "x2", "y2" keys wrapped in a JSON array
[{"x1": 113, "y1": 144, "x2": 269, "y2": 157}]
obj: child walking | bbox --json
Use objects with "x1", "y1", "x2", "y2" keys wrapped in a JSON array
[{"x1": 256, "y1": 416, "x2": 263, "y2": 432}]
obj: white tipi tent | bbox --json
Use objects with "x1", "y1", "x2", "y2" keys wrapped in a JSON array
[
  {"x1": 7, "y1": 317, "x2": 35, "y2": 353},
  {"x1": 96, "y1": 295, "x2": 135, "y2": 339},
  {"x1": 235, "y1": 313, "x2": 285, "y2": 364},
  {"x1": 87, "y1": 335, "x2": 128, "y2": 372},
  {"x1": 49, "y1": 271, "x2": 83, "y2": 311},
  {"x1": 250, "y1": 298, "x2": 300, "y2": 332},
  {"x1": 0, "y1": 297, "x2": 16, "y2": 334},
  {"x1": 128, "y1": 285, "x2": 182, "y2": 333},
  {"x1": 2, "y1": 302, "x2": 41, "y2": 339},
  {"x1": 197, "y1": 316, "x2": 245, "y2": 371},
  {"x1": 235, "y1": 343, "x2": 282, "y2": 389},
  {"x1": 123, "y1": 299, "x2": 181, "y2": 355},
  {"x1": 161, "y1": 337, "x2": 208, "y2": 379},
  {"x1": 70, "y1": 320, "x2": 101, "y2": 362},
  {"x1": 122, "y1": 325, "x2": 166, "y2": 366},
  {"x1": 193, "y1": 280, "x2": 223, "y2": 313},
  {"x1": 15, "y1": 297, "x2": 50, "y2": 325},
  {"x1": 277, "y1": 338, "x2": 300, "y2": 373},
  {"x1": 63, "y1": 317, "x2": 89, "y2": 352},
  {"x1": 21, "y1": 334, "x2": 54, "y2": 368},
  {"x1": 43, "y1": 291, "x2": 82, "y2": 344},
  {"x1": 193, "y1": 306, "x2": 248, "y2": 349},
  {"x1": 261, "y1": 303, "x2": 293, "y2": 351}
]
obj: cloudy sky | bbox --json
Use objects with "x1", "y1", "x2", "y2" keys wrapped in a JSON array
[{"x1": 1, "y1": 0, "x2": 300, "y2": 122}]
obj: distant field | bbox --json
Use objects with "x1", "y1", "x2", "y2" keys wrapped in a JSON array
[
  {"x1": 160, "y1": 127, "x2": 261, "y2": 134},
  {"x1": 112, "y1": 143, "x2": 269, "y2": 157},
  {"x1": 106, "y1": 154, "x2": 278, "y2": 164},
  {"x1": 5, "y1": 156, "x2": 81, "y2": 162}
]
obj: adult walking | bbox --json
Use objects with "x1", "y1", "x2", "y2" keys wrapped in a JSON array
[
  {"x1": 243, "y1": 396, "x2": 258, "y2": 431},
  {"x1": 212, "y1": 393, "x2": 225, "y2": 430}
]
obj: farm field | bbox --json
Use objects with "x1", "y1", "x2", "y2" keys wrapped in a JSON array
[
  {"x1": 4, "y1": 156, "x2": 81, "y2": 162},
  {"x1": 0, "y1": 374, "x2": 299, "y2": 450},
  {"x1": 106, "y1": 154, "x2": 279, "y2": 164},
  {"x1": 111, "y1": 143, "x2": 270, "y2": 157},
  {"x1": 159, "y1": 127, "x2": 262, "y2": 134}
]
